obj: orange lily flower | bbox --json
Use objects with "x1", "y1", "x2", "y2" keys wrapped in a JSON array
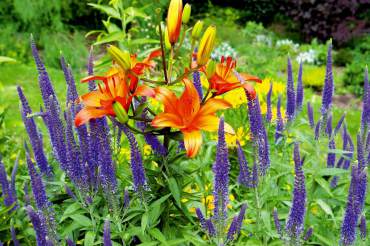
[
  {"x1": 205, "y1": 56, "x2": 262, "y2": 98},
  {"x1": 152, "y1": 79, "x2": 234, "y2": 158},
  {"x1": 128, "y1": 49, "x2": 162, "y2": 91},
  {"x1": 75, "y1": 66, "x2": 155, "y2": 127}
]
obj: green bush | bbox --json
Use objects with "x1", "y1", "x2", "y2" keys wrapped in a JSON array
[{"x1": 343, "y1": 36, "x2": 370, "y2": 96}]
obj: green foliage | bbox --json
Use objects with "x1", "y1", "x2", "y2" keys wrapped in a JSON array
[{"x1": 343, "y1": 36, "x2": 370, "y2": 96}]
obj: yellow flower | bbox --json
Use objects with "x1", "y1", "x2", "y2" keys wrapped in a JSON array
[
  {"x1": 225, "y1": 127, "x2": 251, "y2": 147},
  {"x1": 260, "y1": 103, "x2": 286, "y2": 121},
  {"x1": 229, "y1": 194, "x2": 235, "y2": 202},
  {"x1": 222, "y1": 87, "x2": 247, "y2": 108},
  {"x1": 143, "y1": 144, "x2": 152, "y2": 156},
  {"x1": 202, "y1": 195, "x2": 215, "y2": 210},
  {"x1": 189, "y1": 207, "x2": 196, "y2": 213},
  {"x1": 255, "y1": 78, "x2": 286, "y2": 98},
  {"x1": 311, "y1": 205, "x2": 319, "y2": 215}
]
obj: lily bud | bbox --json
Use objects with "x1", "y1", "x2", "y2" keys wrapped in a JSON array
[
  {"x1": 107, "y1": 45, "x2": 131, "y2": 71},
  {"x1": 112, "y1": 102, "x2": 129, "y2": 124},
  {"x1": 197, "y1": 25, "x2": 216, "y2": 66},
  {"x1": 167, "y1": 0, "x2": 182, "y2": 44},
  {"x1": 206, "y1": 59, "x2": 216, "y2": 78},
  {"x1": 182, "y1": 4, "x2": 191, "y2": 24},
  {"x1": 164, "y1": 27, "x2": 171, "y2": 50},
  {"x1": 191, "y1": 20, "x2": 203, "y2": 40}
]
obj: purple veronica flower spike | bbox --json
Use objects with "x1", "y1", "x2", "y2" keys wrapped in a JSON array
[
  {"x1": 227, "y1": 217, "x2": 238, "y2": 241},
  {"x1": 11, "y1": 226, "x2": 20, "y2": 246},
  {"x1": 17, "y1": 86, "x2": 51, "y2": 175},
  {"x1": 303, "y1": 227, "x2": 313, "y2": 241},
  {"x1": 286, "y1": 143, "x2": 306, "y2": 240},
  {"x1": 334, "y1": 114, "x2": 345, "y2": 136},
  {"x1": 121, "y1": 124, "x2": 148, "y2": 192},
  {"x1": 25, "y1": 148, "x2": 49, "y2": 210},
  {"x1": 103, "y1": 220, "x2": 112, "y2": 246},
  {"x1": 321, "y1": 44, "x2": 334, "y2": 115},
  {"x1": 327, "y1": 139, "x2": 336, "y2": 168},
  {"x1": 307, "y1": 102, "x2": 315, "y2": 129},
  {"x1": 212, "y1": 116, "x2": 230, "y2": 227},
  {"x1": 359, "y1": 215, "x2": 366, "y2": 240},
  {"x1": 30, "y1": 36, "x2": 58, "y2": 110},
  {"x1": 66, "y1": 239, "x2": 76, "y2": 246},
  {"x1": 314, "y1": 120, "x2": 321, "y2": 140},
  {"x1": 296, "y1": 62, "x2": 304, "y2": 111},
  {"x1": 286, "y1": 57, "x2": 296, "y2": 121},
  {"x1": 275, "y1": 95, "x2": 284, "y2": 143},
  {"x1": 273, "y1": 208, "x2": 282, "y2": 237},
  {"x1": 266, "y1": 82, "x2": 273, "y2": 122},
  {"x1": 0, "y1": 156, "x2": 17, "y2": 208},
  {"x1": 341, "y1": 165, "x2": 361, "y2": 245},
  {"x1": 26, "y1": 206, "x2": 48, "y2": 246},
  {"x1": 236, "y1": 140, "x2": 250, "y2": 187},
  {"x1": 193, "y1": 71, "x2": 203, "y2": 100}
]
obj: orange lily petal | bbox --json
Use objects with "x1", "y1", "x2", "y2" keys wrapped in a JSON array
[
  {"x1": 143, "y1": 49, "x2": 162, "y2": 64},
  {"x1": 75, "y1": 107, "x2": 109, "y2": 127},
  {"x1": 198, "y1": 98, "x2": 232, "y2": 116},
  {"x1": 154, "y1": 87, "x2": 179, "y2": 114},
  {"x1": 81, "y1": 75, "x2": 107, "y2": 83},
  {"x1": 191, "y1": 115, "x2": 234, "y2": 134},
  {"x1": 178, "y1": 78, "x2": 201, "y2": 120},
  {"x1": 239, "y1": 73, "x2": 262, "y2": 83},
  {"x1": 152, "y1": 113, "x2": 184, "y2": 129},
  {"x1": 135, "y1": 85, "x2": 155, "y2": 98},
  {"x1": 80, "y1": 91, "x2": 110, "y2": 107},
  {"x1": 183, "y1": 130, "x2": 202, "y2": 158}
]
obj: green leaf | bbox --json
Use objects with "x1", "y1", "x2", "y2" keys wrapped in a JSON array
[
  {"x1": 168, "y1": 177, "x2": 181, "y2": 207},
  {"x1": 316, "y1": 199, "x2": 334, "y2": 218},
  {"x1": 84, "y1": 231, "x2": 95, "y2": 246},
  {"x1": 314, "y1": 177, "x2": 333, "y2": 197},
  {"x1": 94, "y1": 32, "x2": 126, "y2": 45},
  {"x1": 317, "y1": 168, "x2": 349, "y2": 176},
  {"x1": 88, "y1": 4, "x2": 120, "y2": 19},
  {"x1": 141, "y1": 212, "x2": 149, "y2": 233},
  {"x1": 70, "y1": 214, "x2": 92, "y2": 227},
  {"x1": 60, "y1": 203, "x2": 81, "y2": 222},
  {"x1": 0, "y1": 56, "x2": 16, "y2": 63},
  {"x1": 124, "y1": 7, "x2": 147, "y2": 18},
  {"x1": 149, "y1": 228, "x2": 167, "y2": 244}
]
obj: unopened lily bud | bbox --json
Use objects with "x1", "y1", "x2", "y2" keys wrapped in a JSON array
[
  {"x1": 182, "y1": 4, "x2": 191, "y2": 24},
  {"x1": 191, "y1": 20, "x2": 204, "y2": 40},
  {"x1": 197, "y1": 25, "x2": 216, "y2": 66},
  {"x1": 107, "y1": 45, "x2": 131, "y2": 71},
  {"x1": 164, "y1": 27, "x2": 171, "y2": 50},
  {"x1": 167, "y1": 0, "x2": 182, "y2": 44},
  {"x1": 206, "y1": 59, "x2": 216, "y2": 78},
  {"x1": 112, "y1": 102, "x2": 129, "y2": 124}
]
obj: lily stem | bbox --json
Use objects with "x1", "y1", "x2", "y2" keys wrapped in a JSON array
[{"x1": 158, "y1": 21, "x2": 169, "y2": 84}]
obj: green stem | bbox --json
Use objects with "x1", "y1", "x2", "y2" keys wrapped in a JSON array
[
  {"x1": 168, "y1": 46, "x2": 175, "y2": 84},
  {"x1": 158, "y1": 21, "x2": 169, "y2": 83}
]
